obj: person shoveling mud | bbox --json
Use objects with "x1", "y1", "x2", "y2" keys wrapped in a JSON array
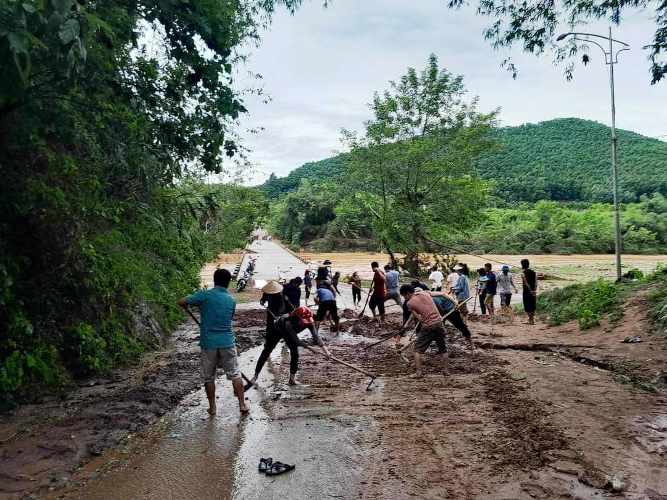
[
  {"x1": 248, "y1": 283, "x2": 331, "y2": 387},
  {"x1": 177, "y1": 268, "x2": 248, "y2": 416},
  {"x1": 398, "y1": 284, "x2": 449, "y2": 378}
]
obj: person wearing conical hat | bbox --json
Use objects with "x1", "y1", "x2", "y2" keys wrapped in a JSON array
[
  {"x1": 260, "y1": 280, "x2": 292, "y2": 332},
  {"x1": 250, "y1": 282, "x2": 329, "y2": 386}
]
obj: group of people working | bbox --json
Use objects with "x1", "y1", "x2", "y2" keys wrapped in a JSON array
[{"x1": 177, "y1": 258, "x2": 539, "y2": 415}]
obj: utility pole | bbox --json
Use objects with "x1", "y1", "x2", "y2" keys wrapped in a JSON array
[
  {"x1": 607, "y1": 27, "x2": 622, "y2": 282},
  {"x1": 556, "y1": 28, "x2": 629, "y2": 281}
]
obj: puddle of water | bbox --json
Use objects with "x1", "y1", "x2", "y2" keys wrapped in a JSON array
[
  {"x1": 75, "y1": 327, "x2": 374, "y2": 500},
  {"x1": 74, "y1": 347, "x2": 267, "y2": 500}
]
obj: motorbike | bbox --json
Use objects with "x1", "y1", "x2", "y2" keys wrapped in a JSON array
[{"x1": 236, "y1": 269, "x2": 254, "y2": 293}]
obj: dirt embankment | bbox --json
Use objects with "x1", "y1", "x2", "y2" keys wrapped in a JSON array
[{"x1": 0, "y1": 310, "x2": 265, "y2": 499}]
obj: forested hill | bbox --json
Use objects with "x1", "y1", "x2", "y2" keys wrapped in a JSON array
[{"x1": 262, "y1": 118, "x2": 667, "y2": 203}]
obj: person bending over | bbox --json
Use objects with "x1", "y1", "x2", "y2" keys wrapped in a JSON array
[
  {"x1": 430, "y1": 291, "x2": 474, "y2": 352},
  {"x1": 399, "y1": 285, "x2": 448, "y2": 378},
  {"x1": 178, "y1": 268, "x2": 247, "y2": 416},
  {"x1": 249, "y1": 306, "x2": 330, "y2": 387},
  {"x1": 314, "y1": 280, "x2": 340, "y2": 334}
]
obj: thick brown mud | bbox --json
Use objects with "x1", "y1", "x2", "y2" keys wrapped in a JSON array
[
  {"x1": 0, "y1": 319, "x2": 264, "y2": 499},
  {"x1": 4, "y1": 304, "x2": 667, "y2": 499}
]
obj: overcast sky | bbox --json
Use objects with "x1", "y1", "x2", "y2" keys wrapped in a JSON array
[{"x1": 225, "y1": 0, "x2": 666, "y2": 184}]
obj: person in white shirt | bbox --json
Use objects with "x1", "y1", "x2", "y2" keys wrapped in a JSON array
[
  {"x1": 446, "y1": 268, "x2": 459, "y2": 293},
  {"x1": 497, "y1": 264, "x2": 518, "y2": 320},
  {"x1": 428, "y1": 266, "x2": 444, "y2": 291}
]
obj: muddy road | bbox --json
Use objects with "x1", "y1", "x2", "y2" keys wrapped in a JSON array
[{"x1": 1, "y1": 242, "x2": 666, "y2": 499}]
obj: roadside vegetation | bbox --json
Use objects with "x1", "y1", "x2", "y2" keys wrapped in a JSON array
[
  {"x1": 0, "y1": 0, "x2": 289, "y2": 406},
  {"x1": 537, "y1": 266, "x2": 667, "y2": 332}
]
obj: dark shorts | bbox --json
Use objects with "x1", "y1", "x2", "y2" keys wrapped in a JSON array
[
  {"x1": 369, "y1": 294, "x2": 386, "y2": 315},
  {"x1": 414, "y1": 323, "x2": 447, "y2": 354},
  {"x1": 523, "y1": 292, "x2": 536, "y2": 313},
  {"x1": 315, "y1": 300, "x2": 339, "y2": 322},
  {"x1": 500, "y1": 293, "x2": 512, "y2": 306}
]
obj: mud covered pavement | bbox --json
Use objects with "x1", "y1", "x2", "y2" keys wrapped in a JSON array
[
  {"x1": 0, "y1": 310, "x2": 265, "y2": 499},
  {"x1": 2, "y1": 296, "x2": 667, "y2": 498}
]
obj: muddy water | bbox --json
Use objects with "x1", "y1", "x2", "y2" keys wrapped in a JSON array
[{"x1": 76, "y1": 333, "x2": 370, "y2": 500}]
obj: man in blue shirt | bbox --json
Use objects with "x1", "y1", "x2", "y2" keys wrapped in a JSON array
[
  {"x1": 178, "y1": 268, "x2": 247, "y2": 416},
  {"x1": 384, "y1": 264, "x2": 402, "y2": 307},
  {"x1": 452, "y1": 265, "x2": 471, "y2": 320}
]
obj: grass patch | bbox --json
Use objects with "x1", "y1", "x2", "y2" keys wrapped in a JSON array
[
  {"x1": 646, "y1": 265, "x2": 667, "y2": 337},
  {"x1": 537, "y1": 278, "x2": 638, "y2": 330}
]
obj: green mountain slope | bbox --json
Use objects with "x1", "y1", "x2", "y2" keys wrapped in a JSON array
[{"x1": 262, "y1": 118, "x2": 667, "y2": 203}]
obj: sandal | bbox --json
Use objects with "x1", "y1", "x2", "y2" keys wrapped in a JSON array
[
  {"x1": 266, "y1": 461, "x2": 295, "y2": 476},
  {"x1": 258, "y1": 457, "x2": 273, "y2": 473}
]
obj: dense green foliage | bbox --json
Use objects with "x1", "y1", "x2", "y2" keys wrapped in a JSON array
[
  {"x1": 454, "y1": 195, "x2": 667, "y2": 254},
  {"x1": 265, "y1": 117, "x2": 667, "y2": 255},
  {"x1": 267, "y1": 180, "x2": 667, "y2": 256},
  {"x1": 263, "y1": 156, "x2": 347, "y2": 199},
  {"x1": 263, "y1": 118, "x2": 667, "y2": 204},
  {"x1": 476, "y1": 119, "x2": 667, "y2": 203},
  {"x1": 341, "y1": 54, "x2": 496, "y2": 272},
  {"x1": 0, "y1": 0, "x2": 289, "y2": 404}
]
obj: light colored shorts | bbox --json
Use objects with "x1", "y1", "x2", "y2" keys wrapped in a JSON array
[
  {"x1": 200, "y1": 347, "x2": 241, "y2": 384},
  {"x1": 484, "y1": 293, "x2": 495, "y2": 306}
]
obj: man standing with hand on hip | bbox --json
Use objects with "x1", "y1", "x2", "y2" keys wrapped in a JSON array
[{"x1": 178, "y1": 268, "x2": 248, "y2": 416}]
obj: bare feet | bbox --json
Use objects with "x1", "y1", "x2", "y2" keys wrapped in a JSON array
[
  {"x1": 288, "y1": 377, "x2": 300, "y2": 386},
  {"x1": 207, "y1": 405, "x2": 217, "y2": 416},
  {"x1": 240, "y1": 404, "x2": 249, "y2": 416}
]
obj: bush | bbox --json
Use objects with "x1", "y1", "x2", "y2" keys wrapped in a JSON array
[
  {"x1": 647, "y1": 265, "x2": 667, "y2": 335},
  {"x1": 538, "y1": 279, "x2": 621, "y2": 330}
]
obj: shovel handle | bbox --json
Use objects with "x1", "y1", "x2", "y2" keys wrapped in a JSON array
[{"x1": 303, "y1": 345, "x2": 377, "y2": 379}]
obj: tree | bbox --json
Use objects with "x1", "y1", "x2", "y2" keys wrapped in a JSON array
[
  {"x1": 444, "y1": 0, "x2": 667, "y2": 84},
  {"x1": 342, "y1": 54, "x2": 497, "y2": 275}
]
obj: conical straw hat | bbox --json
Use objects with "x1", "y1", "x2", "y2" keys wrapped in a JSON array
[{"x1": 262, "y1": 280, "x2": 283, "y2": 294}]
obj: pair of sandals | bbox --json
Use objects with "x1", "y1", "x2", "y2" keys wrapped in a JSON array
[{"x1": 258, "y1": 457, "x2": 295, "y2": 476}]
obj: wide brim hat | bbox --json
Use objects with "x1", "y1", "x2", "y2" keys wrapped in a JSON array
[
  {"x1": 323, "y1": 259, "x2": 332, "y2": 265},
  {"x1": 262, "y1": 280, "x2": 283, "y2": 294},
  {"x1": 453, "y1": 264, "x2": 464, "y2": 271}
]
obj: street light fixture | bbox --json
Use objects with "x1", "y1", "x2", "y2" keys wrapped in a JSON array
[{"x1": 556, "y1": 28, "x2": 630, "y2": 282}]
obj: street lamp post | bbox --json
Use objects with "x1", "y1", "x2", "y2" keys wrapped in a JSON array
[{"x1": 556, "y1": 28, "x2": 630, "y2": 282}]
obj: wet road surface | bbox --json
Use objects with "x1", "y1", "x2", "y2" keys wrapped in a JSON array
[{"x1": 73, "y1": 241, "x2": 370, "y2": 500}]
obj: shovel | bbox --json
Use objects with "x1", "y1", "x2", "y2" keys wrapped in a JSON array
[
  {"x1": 361, "y1": 313, "x2": 419, "y2": 351},
  {"x1": 357, "y1": 283, "x2": 374, "y2": 318},
  {"x1": 262, "y1": 305, "x2": 377, "y2": 390},
  {"x1": 303, "y1": 345, "x2": 377, "y2": 390}
]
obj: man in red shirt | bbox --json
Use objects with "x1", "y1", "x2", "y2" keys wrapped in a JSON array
[
  {"x1": 369, "y1": 261, "x2": 387, "y2": 324},
  {"x1": 400, "y1": 284, "x2": 447, "y2": 378}
]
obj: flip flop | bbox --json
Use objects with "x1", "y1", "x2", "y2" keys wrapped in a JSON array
[
  {"x1": 266, "y1": 461, "x2": 295, "y2": 476},
  {"x1": 258, "y1": 457, "x2": 273, "y2": 473}
]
